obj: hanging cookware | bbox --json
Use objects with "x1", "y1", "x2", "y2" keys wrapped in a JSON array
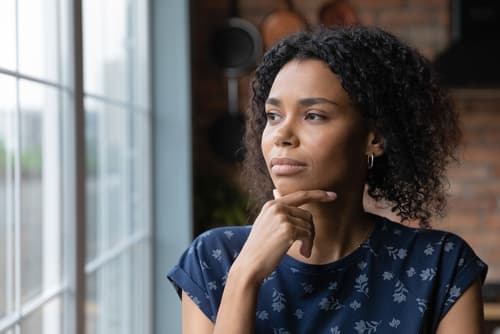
[
  {"x1": 211, "y1": 0, "x2": 262, "y2": 77},
  {"x1": 209, "y1": 77, "x2": 245, "y2": 163},
  {"x1": 318, "y1": 0, "x2": 359, "y2": 27},
  {"x1": 209, "y1": 0, "x2": 261, "y2": 163},
  {"x1": 260, "y1": 0, "x2": 308, "y2": 50}
]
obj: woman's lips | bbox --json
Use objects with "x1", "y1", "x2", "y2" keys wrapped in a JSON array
[{"x1": 270, "y1": 158, "x2": 307, "y2": 176}]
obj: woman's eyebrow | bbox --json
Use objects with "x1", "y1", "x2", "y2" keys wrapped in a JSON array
[
  {"x1": 298, "y1": 97, "x2": 338, "y2": 106},
  {"x1": 265, "y1": 97, "x2": 338, "y2": 107},
  {"x1": 265, "y1": 97, "x2": 281, "y2": 106}
]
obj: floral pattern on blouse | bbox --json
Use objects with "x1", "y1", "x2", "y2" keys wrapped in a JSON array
[{"x1": 168, "y1": 216, "x2": 487, "y2": 333}]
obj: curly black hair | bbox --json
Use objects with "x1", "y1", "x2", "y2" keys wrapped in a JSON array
[{"x1": 242, "y1": 26, "x2": 461, "y2": 228}]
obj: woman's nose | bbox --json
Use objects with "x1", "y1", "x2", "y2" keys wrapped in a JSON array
[{"x1": 273, "y1": 121, "x2": 299, "y2": 147}]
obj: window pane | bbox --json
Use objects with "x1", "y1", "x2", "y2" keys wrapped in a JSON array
[
  {"x1": 0, "y1": 74, "x2": 17, "y2": 319},
  {"x1": 19, "y1": 80, "x2": 63, "y2": 304},
  {"x1": 131, "y1": 0, "x2": 150, "y2": 109},
  {"x1": 86, "y1": 254, "x2": 126, "y2": 334},
  {"x1": 20, "y1": 295, "x2": 63, "y2": 334},
  {"x1": 83, "y1": 0, "x2": 151, "y2": 332},
  {"x1": 130, "y1": 241, "x2": 151, "y2": 333},
  {"x1": 0, "y1": 0, "x2": 16, "y2": 70},
  {"x1": 83, "y1": 0, "x2": 129, "y2": 102},
  {"x1": 131, "y1": 111, "x2": 150, "y2": 234},
  {"x1": 86, "y1": 242, "x2": 150, "y2": 334},
  {"x1": 18, "y1": 0, "x2": 59, "y2": 83},
  {"x1": 85, "y1": 98, "x2": 128, "y2": 262}
]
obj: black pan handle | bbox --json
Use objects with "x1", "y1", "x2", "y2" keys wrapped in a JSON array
[
  {"x1": 229, "y1": 0, "x2": 239, "y2": 17},
  {"x1": 285, "y1": 0, "x2": 295, "y2": 10},
  {"x1": 227, "y1": 77, "x2": 239, "y2": 115}
]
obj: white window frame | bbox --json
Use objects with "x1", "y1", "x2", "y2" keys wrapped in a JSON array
[{"x1": 0, "y1": 0, "x2": 157, "y2": 333}]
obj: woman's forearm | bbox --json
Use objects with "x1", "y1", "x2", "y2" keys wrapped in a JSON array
[
  {"x1": 212, "y1": 191, "x2": 333, "y2": 333},
  {"x1": 213, "y1": 263, "x2": 260, "y2": 334}
]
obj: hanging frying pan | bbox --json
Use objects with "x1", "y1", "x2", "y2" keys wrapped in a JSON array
[
  {"x1": 209, "y1": 77, "x2": 245, "y2": 163},
  {"x1": 209, "y1": 0, "x2": 261, "y2": 163},
  {"x1": 211, "y1": 0, "x2": 262, "y2": 77},
  {"x1": 260, "y1": 0, "x2": 308, "y2": 50},
  {"x1": 318, "y1": 0, "x2": 359, "y2": 27}
]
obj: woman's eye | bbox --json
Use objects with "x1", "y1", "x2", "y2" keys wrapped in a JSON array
[
  {"x1": 305, "y1": 113, "x2": 326, "y2": 121},
  {"x1": 266, "y1": 112, "x2": 280, "y2": 121}
]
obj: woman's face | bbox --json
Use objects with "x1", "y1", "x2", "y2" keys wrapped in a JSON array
[{"x1": 261, "y1": 59, "x2": 371, "y2": 196}]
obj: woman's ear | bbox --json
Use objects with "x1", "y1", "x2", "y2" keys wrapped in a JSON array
[{"x1": 366, "y1": 130, "x2": 385, "y2": 157}]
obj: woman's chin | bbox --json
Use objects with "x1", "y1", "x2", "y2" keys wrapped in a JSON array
[
  {"x1": 274, "y1": 184, "x2": 317, "y2": 197},
  {"x1": 274, "y1": 180, "x2": 337, "y2": 198}
]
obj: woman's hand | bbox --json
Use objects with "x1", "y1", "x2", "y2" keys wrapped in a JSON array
[
  {"x1": 232, "y1": 189, "x2": 337, "y2": 285},
  {"x1": 206, "y1": 189, "x2": 337, "y2": 334}
]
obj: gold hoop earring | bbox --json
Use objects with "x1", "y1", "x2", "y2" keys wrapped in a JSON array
[{"x1": 367, "y1": 153, "x2": 374, "y2": 169}]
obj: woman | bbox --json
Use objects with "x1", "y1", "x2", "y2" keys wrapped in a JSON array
[{"x1": 168, "y1": 26, "x2": 488, "y2": 333}]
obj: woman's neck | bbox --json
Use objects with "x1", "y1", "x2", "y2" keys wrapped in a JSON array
[{"x1": 287, "y1": 190, "x2": 374, "y2": 265}]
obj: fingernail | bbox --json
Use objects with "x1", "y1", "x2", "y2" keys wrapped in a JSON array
[{"x1": 326, "y1": 191, "x2": 337, "y2": 199}]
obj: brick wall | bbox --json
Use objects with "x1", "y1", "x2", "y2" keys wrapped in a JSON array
[
  {"x1": 367, "y1": 91, "x2": 500, "y2": 282},
  {"x1": 443, "y1": 91, "x2": 500, "y2": 281},
  {"x1": 191, "y1": 0, "x2": 500, "y2": 280}
]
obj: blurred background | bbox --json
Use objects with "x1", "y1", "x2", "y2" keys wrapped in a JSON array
[{"x1": 0, "y1": 0, "x2": 499, "y2": 333}]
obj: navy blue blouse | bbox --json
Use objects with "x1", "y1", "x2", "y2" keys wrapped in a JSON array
[{"x1": 168, "y1": 216, "x2": 487, "y2": 333}]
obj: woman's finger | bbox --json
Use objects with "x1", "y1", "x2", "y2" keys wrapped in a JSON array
[
  {"x1": 277, "y1": 189, "x2": 337, "y2": 207},
  {"x1": 285, "y1": 222, "x2": 314, "y2": 258},
  {"x1": 266, "y1": 201, "x2": 314, "y2": 233},
  {"x1": 281, "y1": 215, "x2": 314, "y2": 239},
  {"x1": 273, "y1": 188, "x2": 282, "y2": 199},
  {"x1": 284, "y1": 205, "x2": 314, "y2": 222}
]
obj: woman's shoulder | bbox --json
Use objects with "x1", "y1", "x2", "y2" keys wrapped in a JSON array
[
  {"x1": 374, "y1": 216, "x2": 487, "y2": 281},
  {"x1": 372, "y1": 216, "x2": 487, "y2": 332},
  {"x1": 377, "y1": 216, "x2": 473, "y2": 251},
  {"x1": 169, "y1": 226, "x2": 252, "y2": 288},
  {"x1": 185, "y1": 225, "x2": 252, "y2": 263},
  {"x1": 193, "y1": 225, "x2": 252, "y2": 247}
]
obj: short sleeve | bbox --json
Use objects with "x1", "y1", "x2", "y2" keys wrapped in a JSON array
[
  {"x1": 434, "y1": 233, "x2": 488, "y2": 325},
  {"x1": 167, "y1": 233, "x2": 216, "y2": 322},
  {"x1": 167, "y1": 227, "x2": 246, "y2": 323}
]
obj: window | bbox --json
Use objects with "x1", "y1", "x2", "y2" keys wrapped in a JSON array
[
  {"x1": 0, "y1": 0, "x2": 152, "y2": 333},
  {"x1": 83, "y1": 0, "x2": 151, "y2": 333}
]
